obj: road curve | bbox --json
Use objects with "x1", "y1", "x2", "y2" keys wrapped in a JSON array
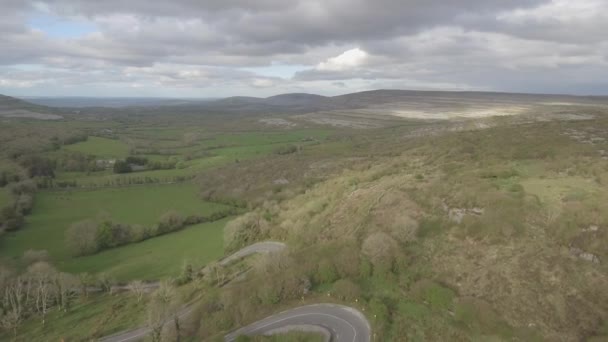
[
  {"x1": 224, "y1": 304, "x2": 371, "y2": 342},
  {"x1": 98, "y1": 241, "x2": 286, "y2": 342},
  {"x1": 218, "y1": 241, "x2": 287, "y2": 266}
]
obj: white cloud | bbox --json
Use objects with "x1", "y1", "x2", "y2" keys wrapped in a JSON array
[
  {"x1": 316, "y1": 48, "x2": 369, "y2": 71},
  {"x1": 251, "y1": 78, "x2": 275, "y2": 87}
]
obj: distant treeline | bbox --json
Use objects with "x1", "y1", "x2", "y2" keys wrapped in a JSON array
[
  {"x1": 0, "y1": 180, "x2": 37, "y2": 233},
  {"x1": 37, "y1": 175, "x2": 195, "y2": 190}
]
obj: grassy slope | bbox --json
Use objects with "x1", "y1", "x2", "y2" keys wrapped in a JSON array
[
  {"x1": 63, "y1": 136, "x2": 130, "y2": 158},
  {"x1": 0, "y1": 183, "x2": 230, "y2": 280},
  {"x1": 55, "y1": 129, "x2": 332, "y2": 187},
  {"x1": 214, "y1": 119, "x2": 608, "y2": 341},
  {"x1": 6, "y1": 293, "x2": 148, "y2": 342}
]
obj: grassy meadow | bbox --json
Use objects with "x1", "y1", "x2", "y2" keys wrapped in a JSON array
[
  {"x1": 0, "y1": 183, "x2": 231, "y2": 279},
  {"x1": 62, "y1": 218, "x2": 229, "y2": 281},
  {"x1": 63, "y1": 136, "x2": 131, "y2": 158}
]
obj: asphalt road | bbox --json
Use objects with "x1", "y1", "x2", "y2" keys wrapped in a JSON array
[
  {"x1": 218, "y1": 241, "x2": 287, "y2": 266},
  {"x1": 224, "y1": 304, "x2": 371, "y2": 342},
  {"x1": 97, "y1": 241, "x2": 287, "y2": 342}
]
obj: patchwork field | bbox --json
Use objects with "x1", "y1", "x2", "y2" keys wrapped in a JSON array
[{"x1": 0, "y1": 183, "x2": 231, "y2": 279}]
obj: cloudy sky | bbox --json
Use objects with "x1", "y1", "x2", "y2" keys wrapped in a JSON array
[{"x1": 1, "y1": 0, "x2": 608, "y2": 97}]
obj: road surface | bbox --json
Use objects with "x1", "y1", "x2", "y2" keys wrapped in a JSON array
[
  {"x1": 98, "y1": 241, "x2": 286, "y2": 342},
  {"x1": 218, "y1": 241, "x2": 287, "y2": 266},
  {"x1": 224, "y1": 304, "x2": 371, "y2": 342}
]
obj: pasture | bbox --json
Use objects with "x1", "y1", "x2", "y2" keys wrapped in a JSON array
[
  {"x1": 0, "y1": 183, "x2": 231, "y2": 279},
  {"x1": 63, "y1": 136, "x2": 130, "y2": 158}
]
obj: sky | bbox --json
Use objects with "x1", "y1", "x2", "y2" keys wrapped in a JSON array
[{"x1": 1, "y1": 0, "x2": 608, "y2": 98}]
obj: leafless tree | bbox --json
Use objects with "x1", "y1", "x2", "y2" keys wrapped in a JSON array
[
  {"x1": 54, "y1": 273, "x2": 77, "y2": 312},
  {"x1": 127, "y1": 280, "x2": 146, "y2": 303},
  {"x1": 147, "y1": 282, "x2": 178, "y2": 342},
  {"x1": 28, "y1": 262, "x2": 56, "y2": 326},
  {"x1": 1, "y1": 277, "x2": 25, "y2": 338}
]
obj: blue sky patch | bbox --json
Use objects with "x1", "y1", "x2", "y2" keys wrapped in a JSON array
[{"x1": 28, "y1": 13, "x2": 97, "y2": 38}]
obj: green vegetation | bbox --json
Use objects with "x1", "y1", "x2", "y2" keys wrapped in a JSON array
[
  {"x1": 2, "y1": 293, "x2": 148, "y2": 342},
  {"x1": 64, "y1": 136, "x2": 130, "y2": 158},
  {"x1": 62, "y1": 218, "x2": 228, "y2": 281},
  {"x1": 237, "y1": 332, "x2": 326, "y2": 341},
  {"x1": 2, "y1": 96, "x2": 608, "y2": 341},
  {"x1": 0, "y1": 188, "x2": 9, "y2": 208},
  {"x1": 0, "y1": 183, "x2": 231, "y2": 274}
]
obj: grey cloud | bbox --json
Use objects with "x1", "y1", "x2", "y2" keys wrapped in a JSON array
[{"x1": 2, "y1": 0, "x2": 608, "y2": 96}]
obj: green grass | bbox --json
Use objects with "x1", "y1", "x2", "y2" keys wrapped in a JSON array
[
  {"x1": 2, "y1": 293, "x2": 147, "y2": 342},
  {"x1": 243, "y1": 332, "x2": 327, "y2": 341},
  {"x1": 62, "y1": 218, "x2": 229, "y2": 281},
  {"x1": 521, "y1": 176, "x2": 597, "y2": 209},
  {"x1": 64, "y1": 136, "x2": 130, "y2": 158},
  {"x1": 55, "y1": 130, "x2": 332, "y2": 187},
  {"x1": 0, "y1": 183, "x2": 231, "y2": 279}
]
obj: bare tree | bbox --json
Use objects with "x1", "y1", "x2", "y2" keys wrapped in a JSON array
[
  {"x1": 54, "y1": 272, "x2": 77, "y2": 312},
  {"x1": 27, "y1": 262, "x2": 56, "y2": 326},
  {"x1": 78, "y1": 273, "x2": 94, "y2": 298},
  {"x1": 1, "y1": 277, "x2": 25, "y2": 338},
  {"x1": 127, "y1": 280, "x2": 146, "y2": 303},
  {"x1": 147, "y1": 281, "x2": 178, "y2": 342}
]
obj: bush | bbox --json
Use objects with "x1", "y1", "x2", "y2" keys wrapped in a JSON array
[
  {"x1": 125, "y1": 156, "x2": 148, "y2": 165},
  {"x1": 95, "y1": 220, "x2": 132, "y2": 249},
  {"x1": 274, "y1": 145, "x2": 298, "y2": 155},
  {"x1": 224, "y1": 212, "x2": 268, "y2": 252},
  {"x1": 362, "y1": 232, "x2": 398, "y2": 274},
  {"x1": 333, "y1": 279, "x2": 361, "y2": 300},
  {"x1": 157, "y1": 210, "x2": 186, "y2": 235},
  {"x1": 65, "y1": 219, "x2": 99, "y2": 256},
  {"x1": 22, "y1": 249, "x2": 50, "y2": 265},
  {"x1": 113, "y1": 160, "x2": 132, "y2": 174},
  {"x1": 0, "y1": 206, "x2": 24, "y2": 232},
  {"x1": 315, "y1": 259, "x2": 338, "y2": 284}
]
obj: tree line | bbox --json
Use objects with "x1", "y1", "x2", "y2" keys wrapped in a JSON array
[{"x1": 66, "y1": 208, "x2": 237, "y2": 256}]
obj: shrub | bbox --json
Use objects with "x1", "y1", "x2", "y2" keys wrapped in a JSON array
[
  {"x1": 157, "y1": 210, "x2": 186, "y2": 235},
  {"x1": 224, "y1": 212, "x2": 268, "y2": 252},
  {"x1": 314, "y1": 259, "x2": 338, "y2": 284},
  {"x1": 274, "y1": 145, "x2": 298, "y2": 155},
  {"x1": 113, "y1": 160, "x2": 132, "y2": 174},
  {"x1": 362, "y1": 232, "x2": 398, "y2": 274},
  {"x1": 65, "y1": 219, "x2": 99, "y2": 256},
  {"x1": 22, "y1": 249, "x2": 50, "y2": 265},
  {"x1": 0, "y1": 206, "x2": 24, "y2": 232},
  {"x1": 333, "y1": 279, "x2": 361, "y2": 300}
]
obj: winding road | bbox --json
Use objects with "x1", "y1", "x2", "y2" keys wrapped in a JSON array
[
  {"x1": 99, "y1": 242, "x2": 286, "y2": 342},
  {"x1": 224, "y1": 304, "x2": 371, "y2": 342},
  {"x1": 98, "y1": 242, "x2": 371, "y2": 342},
  {"x1": 218, "y1": 241, "x2": 287, "y2": 266}
]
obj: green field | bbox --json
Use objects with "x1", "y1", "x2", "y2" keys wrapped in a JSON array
[
  {"x1": 0, "y1": 183, "x2": 230, "y2": 279},
  {"x1": 64, "y1": 136, "x2": 130, "y2": 158},
  {"x1": 62, "y1": 218, "x2": 228, "y2": 281},
  {"x1": 55, "y1": 129, "x2": 333, "y2": 187}
]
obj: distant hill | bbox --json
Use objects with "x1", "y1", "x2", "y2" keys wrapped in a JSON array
[
  {"x1": 195, "y1": 89, "x2": 608, "y2": 116},
  {"x1": 21, "y1": 97, "x2": 217, "y2": 108},
  {"x1": 0, "y1": 94, "x2": 63, "y2": 120}
]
